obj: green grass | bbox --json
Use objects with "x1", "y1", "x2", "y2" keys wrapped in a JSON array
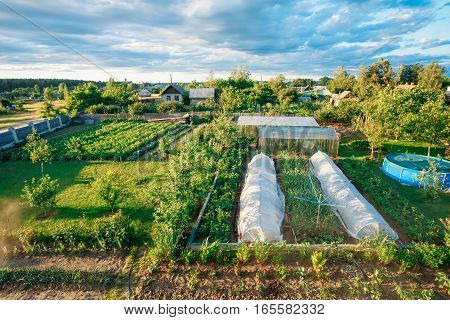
[
  {"x1": 0, "y1": 160, "x2": 167, "y2": 225},
  {"x1": 338, "y1": 140, "x2": 449, "y2": 228},
  {"x1": 0, "y1": 101, "x2": 65, "y2": 129}
]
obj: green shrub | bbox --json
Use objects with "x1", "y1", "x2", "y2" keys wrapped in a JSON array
[
  {"x1": 157, "y1": 101, "x2": 184, "y2": 113},
  {"x1": 236, "y1": 243, "x2": 251, "y2": 263},
  {"x1": 311, "y1": 251, "x2": 327, "y2": 274},
  {"x1": 17, "y1": 213, "x2": 136, "y2": 252},
  {"x1": 253, "y1": 242, "x2": 270, "y2": 264}
]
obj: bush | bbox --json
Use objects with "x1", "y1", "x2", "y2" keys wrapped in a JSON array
[
  {"x1": 315, "y1": 98, "x2": 362, "y2": 125},
  {"x1": 190, "y1": 98, "x2": 218, "y2": 111},
  {"x1": 157, "y1": 101, "x2": 184, "y2": 113},
  {"x1": 17, "y1": 213, "x2": 138, "y2": 252},
  {"x1": 85, "y1": 104, "x2": 123, "y2": 114},
  {"x1": 128, "y1": 102, "x2": 157, "y2": 115}
]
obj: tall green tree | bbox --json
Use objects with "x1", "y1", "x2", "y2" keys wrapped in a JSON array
[
  {"x1": 66, "y1": 82, "x2": 102, "y2": 115},
  {"x1": 58, "y1": 82, "x2": 68, "y2": 100},
  {"x1": 397, "y1": 63, "x2": 423, "y2": 84},
  {"x1": 327, "y1": 66, "x2": 356, "y2": 93},
  {"x1": 43, "y1": 87, "x2": 54, "y2": 101},
  {"x1": 411, "y1": 96, "x2": 449, "y2": 156},
  {"x1": 418, "y1": 62, "x2": 446, "y2": 90},
  {"x1": 102, "y1": 79, "x2": 135, "y2": 106}
]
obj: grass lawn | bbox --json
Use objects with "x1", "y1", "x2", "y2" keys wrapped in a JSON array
[
  {"x1": 0, "y1": 160, "x2": 167, "y2": 232},
  {"x1": 0, "y1": 101, "x2": 65, "y2": 129},
  {"x1": 338, "y1": 139, "x2": 449, "y2": 223}
]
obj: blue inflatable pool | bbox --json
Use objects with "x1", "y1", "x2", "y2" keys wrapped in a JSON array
[{"x1": 381, "y1": 153, "x2": 450, "y2": 189}]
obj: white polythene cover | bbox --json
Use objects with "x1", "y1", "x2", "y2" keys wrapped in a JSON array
[
  {"x1": 238, "y1": 154, "x2": 285, "y2": 242},
  {"x1": 309, "y1": 151, "x2": 399, "y2": 240}
]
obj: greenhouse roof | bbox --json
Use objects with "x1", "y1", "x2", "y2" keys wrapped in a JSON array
[
  {"x1": 237, "y1": 116, "x2": 319, "y2": 127},
  {"x1": 258, "y1": 126, "x2": 338, "y2": 140}
]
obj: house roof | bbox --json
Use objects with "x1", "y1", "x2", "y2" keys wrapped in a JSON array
[
  {"x1": 189, "y1": 88, "x2": 216, "y2": 99},
  {"x1": 237, "y1": 116, "x2": 319, "y2": 127},
  {"x1": 338, "y1": 91, "x2": 352, "y2": 99},
  {"x1": 138, "y1": 89, "x2": 151, "y2": 97},
  {"x1": 160, "y1": 84, "x2": 186, "y2": 95},
  {"x1": 396, "y1": 84, "x2": 417, "y2": 90}
]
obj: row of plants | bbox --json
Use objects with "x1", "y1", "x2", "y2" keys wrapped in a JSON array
[
  {"x1": 52, "y1": 120, "x2": 180, "y2": 161},
  {"x1": 0, "y1": 268, "x2": 116, "y2": 287},
  {"x1": 195, "y1": 144, "x2": 249, "y2": 243},
  {"x1": 17, "y1": 212, "x2": 146, "y2": 253},
  {"x1": 146, "y1": 116, "x2": 250, "y2": 262},
  {"x1": 278, "y1": 151, "x2": 345, "y2": 243},
  {"x1": 139, "y1": 238, "x2": 449, "y2": 299},
  {"x1": 126, "y1": 123, "x2": 191, "y2": 161},
  {"x1": 338, "y1": 158, "x2": 444, "y2": 243}
]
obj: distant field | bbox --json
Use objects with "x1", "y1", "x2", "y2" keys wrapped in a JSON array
[{"x1": 0, "y1": 101, "x2": 65, "y2": 129}]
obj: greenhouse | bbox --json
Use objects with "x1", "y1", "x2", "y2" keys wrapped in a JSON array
[
  {"x1": 258, "y1": 126, "x2": 339, "y2": 157},
  {"x1": 237, "y1": 115, "x2": 319, "y2": 137},
  {"x1": 238, "y1": 154, "x2": 285, "y2": 242},
  {"x1": 310, "y1": 151, "x2": 399, "y2": 240}
]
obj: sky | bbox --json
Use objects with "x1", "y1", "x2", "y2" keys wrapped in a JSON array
[{"x1": 0, "y1": 0, "x2": 449, "y2": 82}]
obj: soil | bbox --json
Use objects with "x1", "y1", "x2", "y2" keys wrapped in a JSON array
[
  {"x1": 136, "y1": 254, "x2": 449, "y2": 300},
  {"x1": 0, "y1": 251, "x2": 128, "y2": 300}
]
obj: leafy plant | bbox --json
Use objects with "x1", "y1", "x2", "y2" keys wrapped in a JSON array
[
  {"x1": 236, "y1": 243, "x2": 251, "y2": 263},
  {"x1": 21, "y1": 174, "x2": 59, "y2": 216},
  {"x1": 253, "y1": 242, "x2": 270, "y2": 264},
  {"x1": 92, "y1": 170, "x2": 130, "y2": 213},
  {"x1": 395, "y1": 284, "x2": 434, "y2": 300},
  {"x1": 311, "y1": 251, "x2": 327, "y2": 275}
]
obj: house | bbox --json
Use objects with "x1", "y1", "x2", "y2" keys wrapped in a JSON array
[
  {"x1": 189, "y1": 88, "x2": 217, "y2": 105},
  {"x1": 396, "y1": 83, "x2": 417, "y2": 90},
  {"x1": 330, "y1": 90, "x2": 353, "y2": 106},
  {"x1": 138, "y1": 94, "x2": 162, "y2": 103},
  {"x1": 160, "y1": 84, "x2": 186, "y2": 103},
  {"x1": 137, "y1": 89, "x2": 151, "y2": 97},
  {"x1": 313, "y1": 86, "x2": 332, "y2": 97}
]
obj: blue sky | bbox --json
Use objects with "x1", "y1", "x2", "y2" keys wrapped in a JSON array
[{"x1": 0, "y1": 0, "x2": 449, "y2": 82}]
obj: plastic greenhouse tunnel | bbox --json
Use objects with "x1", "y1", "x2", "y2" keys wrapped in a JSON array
[
  {"x1": 238, "y1": 153, "x2": 285, "y2": 242},
  {"x1": 309, "y1": 151, "x2": 399, "y2": 240}
]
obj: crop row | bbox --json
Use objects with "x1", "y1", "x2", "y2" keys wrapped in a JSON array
[{"x1": 50, "y1": 120, "x2": 182, "y2": 160}]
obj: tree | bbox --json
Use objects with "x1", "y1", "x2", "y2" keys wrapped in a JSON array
[
  {"x1": 397, "y1": 63, "x2": 423, "y2": 84},
  {"x1": 66, "y1": 82, "x2": 102, "y2": 115},
  {"x1": 277, "y1": 87, "x2": 297, "y2": 107},
  {"x1": 292, "y1": 78, "x2": 315, "y2": 87},
  {"x1": 418, "y1": 62, "x2": 445, "y2": 90},
  {"x1": 21, "y1": 174, "x2": 59, "y2": 216},
  {"x1": 228, "y1": 65, "x2": 253, "y2": 89},
  {"x1": 317, "y1": 76, "x2": 332, "y2": 86},
  {"x1": 92, "y1": 170, "x2": 130, "y2": 213},
  {"x1": 411, "y1": 97, "x2": 449, "y2": 156},
  {"x1": 327, "y1": 66, "x2": 356, "y2": 93},
  {"x1": 43, "y1": 87, "x2": 54, "y2": 101},
  {"x1": 158, "y1": 136, "x2": 171, "y2": 160},
  {"x1": 354, "y1": 58, "x2": 395, "y2": 99},
  {"x1": 32, "y1": 84, "x2": 40, "y2": 99},
  {"x1": 102, "y1": 79, "x2": 135, "y2": 106},
  {"x1": 187, "y1": 80, "x2": 201, "y2": 89},
  {"x1": 23, "y1": 131, "x2": 52, "y2": 175},
  {"x1": 354, "y1": 115, "x2": 386, "y2": 160},
  {"x1": 268, "y1": 74, "x2": 286, "y2": 95},
  {"x1": 58, "y1": 82, "x2": 68, "y2": 100},
  {"x1": 42, "y1": 101, "x2": 59, "y2": 118}
]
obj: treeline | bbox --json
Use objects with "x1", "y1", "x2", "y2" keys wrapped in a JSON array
[{"x1": 0, "y1": 79, "x2": 106, "y2": 93}]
